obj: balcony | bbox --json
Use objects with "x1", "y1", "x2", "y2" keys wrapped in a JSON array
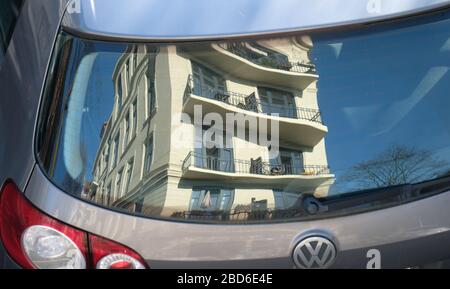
[
  {"x1": 218, "y1": 43, "x2": 317, "y2": 74},
  {"x1": 182, "y1": 44, "x2": 318, "y2": 90},
  {"x1": 183, "y1": 76, "x2": 328, "y2": 147},
  {"x1": 182, "y1": 151, "x2": 334, "y2": 188},
  {"x1": 171, "y1": 208, "x2": 307, "y2": 223}
]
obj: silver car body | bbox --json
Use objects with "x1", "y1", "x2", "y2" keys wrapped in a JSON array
[{"x1": 1, "y1": 0, "x2": 450, "y2": 268}]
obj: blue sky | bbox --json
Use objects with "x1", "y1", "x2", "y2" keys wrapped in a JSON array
[
  {"x1": 53, "y1": 40, "x2": 123, "y2": 185},
  {"x1": 312, "y1": 12, "x2": 450, "y2": 193},
  {"x1": 82, "y1": 51, "x2": 120, "y2": 177}
]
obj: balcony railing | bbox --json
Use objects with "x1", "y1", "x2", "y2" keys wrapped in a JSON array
[
  {"x1": 184, "y1": 75, "x2": 323, "y2": 124},
  {"x1": 217, "y1": 43, "x2": 317, "y2": 74},
  {"x1": 182, "y1": 151, "x2": 330, "y2": 177},
  {"x1": 171, "y1": 208, "x2": 306, "y2": 222}
]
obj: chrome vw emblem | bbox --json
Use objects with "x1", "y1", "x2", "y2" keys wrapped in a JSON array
[{"x1": 293, "y1": 236, "x2": 337, "y2": 269}]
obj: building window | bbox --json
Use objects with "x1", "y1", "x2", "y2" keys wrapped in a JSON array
[
  {"x1": 125, "y1": 60, "x2": 130, "y2": 92},
  {"x1": 123, "y1": 112, "x2": 130, "y2": 151},
  {"x1": 133, "y1": 46, "x2": 138, "y2": 72},
  {"x1": 124, "y1": 159, "x2": 134, "y2": 195},
  {"x1": 250, "y1": 42, "x2": 291, "y2": 69},
  {"x1": 111, "y1": 133, "x2": 120, "y2": 170},
  {"x1": 192, "y1": 61, "x2": 226, "y2": 99},
  {"x1": 194, "y1": 126, "x2": 234, "y2": 173},
  {"x1": 117, "y1": 74, "x2": 123, "y2": 115},
  {"x1": 273, "y1": 190, "x2": 301, "y2": 209},
  {"x1": 146, "y1": 55, "x2": 157, "y2": 118},
  {"x1": 135, "y1": 197, "x2": 144, "y2": 214},
  {"x1": 101, "y1": 148, "x2": 106, "y2": 173},
  {"x1": 147, "y1": 76, "x2": 156, "y2": 116},
  {"x1": 258, "y1": 87, "x2": 296, "y2": 118},
  {"x1": 115, "y1": 169, "x2": 123, "y2": 200},
  {"x1": 270, "y1": 148, "x2": 304, "y2": 175},
  {"x1": 103, "y1": 139, "x2": 110, "y2": 172},
  {"x1": 189, "y1": 188, "x2": 234, "y2": 212},
  {"x1": 106, "y1": 183, "x2": 112, "y2": 205},
  {"x1": 132, "y1": 99, "x2": 137, "y2": 135},
  {"x1": 144, "y1": 134, "x2": 154, "y2": 173}
]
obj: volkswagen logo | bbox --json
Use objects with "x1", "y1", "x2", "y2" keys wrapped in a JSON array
[{"x1": 293, "y1": 236, "x2": 337, "y2": 269}]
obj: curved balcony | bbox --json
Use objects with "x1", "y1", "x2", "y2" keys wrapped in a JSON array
[
  {"x1": 182, "y1": 151, "x2": 334, "y2": 189},
  {"x1": 183, "y1": 76, "x2": 328, "y2": 148},
  {"x1": 183, "y1": 43, "x2": 318, "y2": 90},
  {"x1": 219, "y1": 43, "x2": 317, "y2": 74},
  {"x1": 171, "y1": 208, "x2": 308, "y2": 222}
]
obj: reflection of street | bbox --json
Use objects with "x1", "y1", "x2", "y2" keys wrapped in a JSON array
[{"x1": 88, "y1": 37, "x2": 334, "y2": 221}]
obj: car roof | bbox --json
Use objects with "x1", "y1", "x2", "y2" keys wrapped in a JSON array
[{"x1": 61, "y1": 0, "x2": 450, "y2": 41}]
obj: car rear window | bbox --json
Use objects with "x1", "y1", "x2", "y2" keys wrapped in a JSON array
[{"x1": 37, "y1": 10, "x2": 450, "y2": 223}]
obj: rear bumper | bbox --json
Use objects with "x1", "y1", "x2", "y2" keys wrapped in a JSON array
[{"x1": 23, "y1": 165, "x2": 450, "y2": 269}]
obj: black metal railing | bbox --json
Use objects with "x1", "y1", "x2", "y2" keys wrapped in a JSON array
[
  {"x1": 184, "y1": 75, "x2": 258, "y2": 112},
  {"x1": 182, "y1": 151, "x2": 330, "y2": 176},
  {"x1": 217, "y1": 43, "x2": 317, "y2": 74},
  {"x1": 184, "y1": 75, "x2": 323, "y2": 124},
  {"x1": 171, "y1": 207, "x2": 309, "y2": 222}
]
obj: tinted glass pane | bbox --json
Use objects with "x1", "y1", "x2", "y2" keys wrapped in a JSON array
[{"x1": 37, "y1": 11, "x2": 450, "y2": 223}]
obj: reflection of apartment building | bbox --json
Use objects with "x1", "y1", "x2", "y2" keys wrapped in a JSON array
[
  {"x1": 91, "y1": 45, "x2": 159, "y2": 209},
  {"x1": 91, "y1": 36, "x2": 334, "y2": 221}
]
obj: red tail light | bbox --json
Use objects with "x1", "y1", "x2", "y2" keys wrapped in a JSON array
[
  {"x1": 90, "y1": 235, "x2": 146, "y2": 269},
  {"x1": 0, "y1": 181, "x2": 148, "y2": 269}
]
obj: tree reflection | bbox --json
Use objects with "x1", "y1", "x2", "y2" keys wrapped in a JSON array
[{"x1": 343, "y1": 145, "x2": 447, "y2": 189}]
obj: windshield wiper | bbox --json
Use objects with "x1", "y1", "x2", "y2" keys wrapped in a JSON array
[{"x1": 299, "y1": 175, "x2": 450, "y2": 217}]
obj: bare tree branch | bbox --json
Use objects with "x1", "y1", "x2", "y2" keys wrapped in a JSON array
[{"x1": 342, "y1": 145, "x2": 447, "y2": 189}]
